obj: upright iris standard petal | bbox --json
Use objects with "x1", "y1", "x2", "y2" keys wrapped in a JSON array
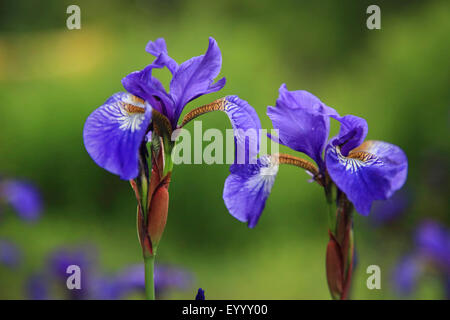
[
  {"x1": 267, "y1": 84, "x2": 337, "y2": 169},
  {"x1": 122, "y1": 63, "x2": 175, "y2": 121},
  {"x1": 170, "y1": 37, "x2": 226, "y2": 125},
  {"x1": 83, "y1": 92, "x2": 152, "y2": 180},
  {"x1": 223, "y1": 155, "x2": 278, "y2": 228},
  {"x1": 0, "y1": 180, "x2": 42, "y2": 221},
  {"x1": 145, "y1": 38, "x2": 179, "y2": 75},
  {"x1": 224, "y1": 96, "x2": 262, "y2": 164},
  {"x1": 331, "y1": 115, "x2": 368, "y2": 156},
  {"x1": 325, "y1": 140, "x2": 408, "y2": 215}
]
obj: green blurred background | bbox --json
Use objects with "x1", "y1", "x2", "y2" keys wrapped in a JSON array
[{"x1": 0, "y1": 0, "x2": 448, "y2": 299}]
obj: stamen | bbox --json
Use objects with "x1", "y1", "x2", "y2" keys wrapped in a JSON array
[
  {"x1": 347, "y1": 151, "x2": 376, "y2": 162},
  {"x1": 181, "y1": 98, "x2": 226, "y2": 127},
  {"x1": 152, "y1": 109, "x2": 173, "y2": 136},
  {"x1": 274, "y1": 153, "x2": 322, "y2": 184},
  {"x1": 130, "y1": 95, "x2": 145, "y2": 105},
  {"x1": 122, "y1": 103, "x2": 146, "y2": 114}
]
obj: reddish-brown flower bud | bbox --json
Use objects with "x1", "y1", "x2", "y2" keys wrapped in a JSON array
[{"x1": 147, "y1": 174, "x2": 170, "y2": 252}]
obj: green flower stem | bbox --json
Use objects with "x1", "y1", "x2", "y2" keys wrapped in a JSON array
[
  {"x1": 144, "y1": 255, "x2": 155, "y2": 300},
  {"x1": 325, "y1": 183, "x2": 337, "y2": 233}
]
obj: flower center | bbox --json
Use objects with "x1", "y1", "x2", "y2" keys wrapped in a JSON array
[
  {"x1": 117, "y1": 94, "x2": 148, "y2": 132},
  {"x1": 123, "y1": 103, "x2": 146, "y2": 114}
]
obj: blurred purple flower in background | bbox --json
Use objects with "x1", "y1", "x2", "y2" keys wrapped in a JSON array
[
  {"x1": 25, "y1": 245, "x2": 193, "y2": 300},
  {"x1": 369, "y1": 189, "x2": 411, "y2": 226},
  {"x1": 415, "y1": 221, "x2": 450, "y2": 271},
  {"x1": 393, "y1": 221, "x2": 450, "y2": 298},
  {"x1": 0, "y1": 179, "x2": 42, "y2": 222},
  {"x1": 0, "y1": 239, "x2": 22, "y2": 268},
  {"x1": 113, "y1": 263, "x2": 193, "y2": 299},
  {"x1": 26, "y1": 273, "x2": 49, "y2": 300}
]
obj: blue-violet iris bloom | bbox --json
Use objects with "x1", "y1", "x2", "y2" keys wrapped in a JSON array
[
  {"x1": 223, "y1": 84, "x2": 408, "y2": 227},
  {"x1": 26, "y1": 246, "x2": 193, "y2": 300},
  {"x1": 393, "y1": 221, "x2": 450, "y2": 297},
  {"x1": 83, "y1": 37, "x2": 257, "y2": 180}
]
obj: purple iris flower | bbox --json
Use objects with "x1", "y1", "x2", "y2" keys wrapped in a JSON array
[
  {"x1": 0, "y1": 179, "x2": 42, "y2": 221},
  {"x1": 83, "y1": 37, "x2": 234, "y2": 180},
  {"x1": 26, "y1": 273, "x2": 50, "y2": 300},
  {"x1": 414, "y1": 221, "x2": 450, "y2": 270},
  {"x1": 369, "y1": 189, "x2": 410, "y2": 225},
  {"x1": 0, "y1": 239, "x2": 22, "y2": 268},
  {"x1": 393, "y1": 221, "x2": 450, "y2": 297},
  {"x1": 223, "y1": 84, "x2": 408, "y2": 227},
  {"x1": 112, "y1": 263, "x2": 193, "y2": 299},
  {"x1": 25, "y1": 246, "x2": 193, "y2": 300},
  {"x1": 392, "y1": 254, "x2": 422, "y2": 296}
]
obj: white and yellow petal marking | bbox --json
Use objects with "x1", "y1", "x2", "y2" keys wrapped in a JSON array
[
  {"x1": 83, "y1": 92, "x2": 153, "y2": 180},
  {"x1": 244, "y1": 155, "x2": 279, "y2": 194},
  {"x1": 325, "y1": 139, "x2": 408, "y2": 215},
  {"x1": 115, "y1": 94, "x2": 149, "y2": 132},
  {"x1": 334, "y1": 144, "x2": 381, "y2": 173}
]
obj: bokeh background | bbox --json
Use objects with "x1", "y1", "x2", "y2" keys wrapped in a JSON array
[{"x1": 0, "y1": 0, "x2": 448, "y2": 299}]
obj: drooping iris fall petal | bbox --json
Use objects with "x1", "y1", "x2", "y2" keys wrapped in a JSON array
[
  {"x1": 223, "y1": 155, "x2": 278, "y2": 228},
  {"x1": 83, "y1": 92, "x2": 152, "y2": 180},
  {"x1": 267, "y1": 84, "x2": 337, "y2": 170},
  {"x1": 325, "y1": 140, "x2": 408, "y2": 215},
  {"x1": 224, "y1": 96, "x2": 262, "y2": 164}
]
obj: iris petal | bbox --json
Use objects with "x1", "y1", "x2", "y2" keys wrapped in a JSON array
[
  {"x1": 170, "y1": 37, "x2": 226, "y2": 126},
  {"x1": 331, "y1": 115, "x2": 368, "y2": 156},
  {"x1": 83, "y1": 92, "x2": 152, "y2": 180},
  {"x1": 325, "y1": 140, "x2": 408, "y2": 215},
  {"x1": 145, "y1": 38, "x2": 179, "y2": 75},
  {"x1": 122, "y1": 62, "x2": 174, "y2": 121},
  {"x1": 223, "y1": 155, "x2": 278, "y2": 228},
  {"x1": 224, "y1": 96, "x2": 261, "y2": 164},
  {"x1": 267, "y1": 84, "x2": 337, "y2": 170}
]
